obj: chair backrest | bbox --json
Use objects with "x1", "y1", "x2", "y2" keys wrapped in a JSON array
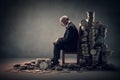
[{"x1": 77, "y1": 26, "x2": 82, "y2": 52}]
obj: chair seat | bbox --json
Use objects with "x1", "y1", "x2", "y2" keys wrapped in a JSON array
[{"x1": 63, "y1": 52, "x2": 78, "y2": 54}]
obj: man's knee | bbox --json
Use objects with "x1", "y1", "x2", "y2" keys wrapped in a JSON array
[{"x1": 54, "y1": 42, "x2": 64, "y2": 49}]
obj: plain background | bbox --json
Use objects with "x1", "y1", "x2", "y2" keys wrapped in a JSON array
[{"x1": 0, "y1": 0, "x2": 119, "y2": 58}]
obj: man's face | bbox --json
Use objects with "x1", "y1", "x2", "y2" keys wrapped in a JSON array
[{"x1": 60, "y1": 22, "x2": 66, "y2": 27}]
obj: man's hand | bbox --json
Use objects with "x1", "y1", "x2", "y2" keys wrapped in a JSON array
[
  {"x1": 53, "y1": 38, "x2": 59, "y2": 45},
  {"x1": 53, "y1": 38, "x2": 63, "y2": 45}
]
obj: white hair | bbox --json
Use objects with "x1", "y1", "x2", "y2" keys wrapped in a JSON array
[{"x1": 59, "y1": 15, "x2": 69, "y2": 23}]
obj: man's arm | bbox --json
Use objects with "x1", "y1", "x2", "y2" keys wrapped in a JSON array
[{"x1": 58, "y1": 27, "x2": 74, "y2": 43}]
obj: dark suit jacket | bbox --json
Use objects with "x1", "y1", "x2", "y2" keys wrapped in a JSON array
[{"x1": 57, "y1": 22, "x2": 78, "y2": 52}]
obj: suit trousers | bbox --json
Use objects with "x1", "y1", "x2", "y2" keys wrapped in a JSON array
[{"x1": 53, "y1": 42, "x2": 65, "y2": 64}]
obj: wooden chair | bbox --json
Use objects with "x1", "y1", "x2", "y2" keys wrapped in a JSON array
[{"x1": 61, "y1": 28, "x2": 82, "y2": 65}]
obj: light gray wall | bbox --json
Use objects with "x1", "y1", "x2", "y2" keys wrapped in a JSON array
[{"x1": 0, "y1": 0, "x2": 118, "y2": 58}]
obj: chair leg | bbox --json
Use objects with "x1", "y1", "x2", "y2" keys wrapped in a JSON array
[
  {"x1": 77, "y1": 53, "x2": 80, "y2": 64},
  {"x1": 62, "y1": 52, "x2": 65, "y2": 65},
  {"x1": 77, "y1": 52, "x2": 80, "y2": 64}
]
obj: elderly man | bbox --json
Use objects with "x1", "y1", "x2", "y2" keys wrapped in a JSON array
[{"x1": 52, "y1": 15, "x2": 78, "y2": 66}]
